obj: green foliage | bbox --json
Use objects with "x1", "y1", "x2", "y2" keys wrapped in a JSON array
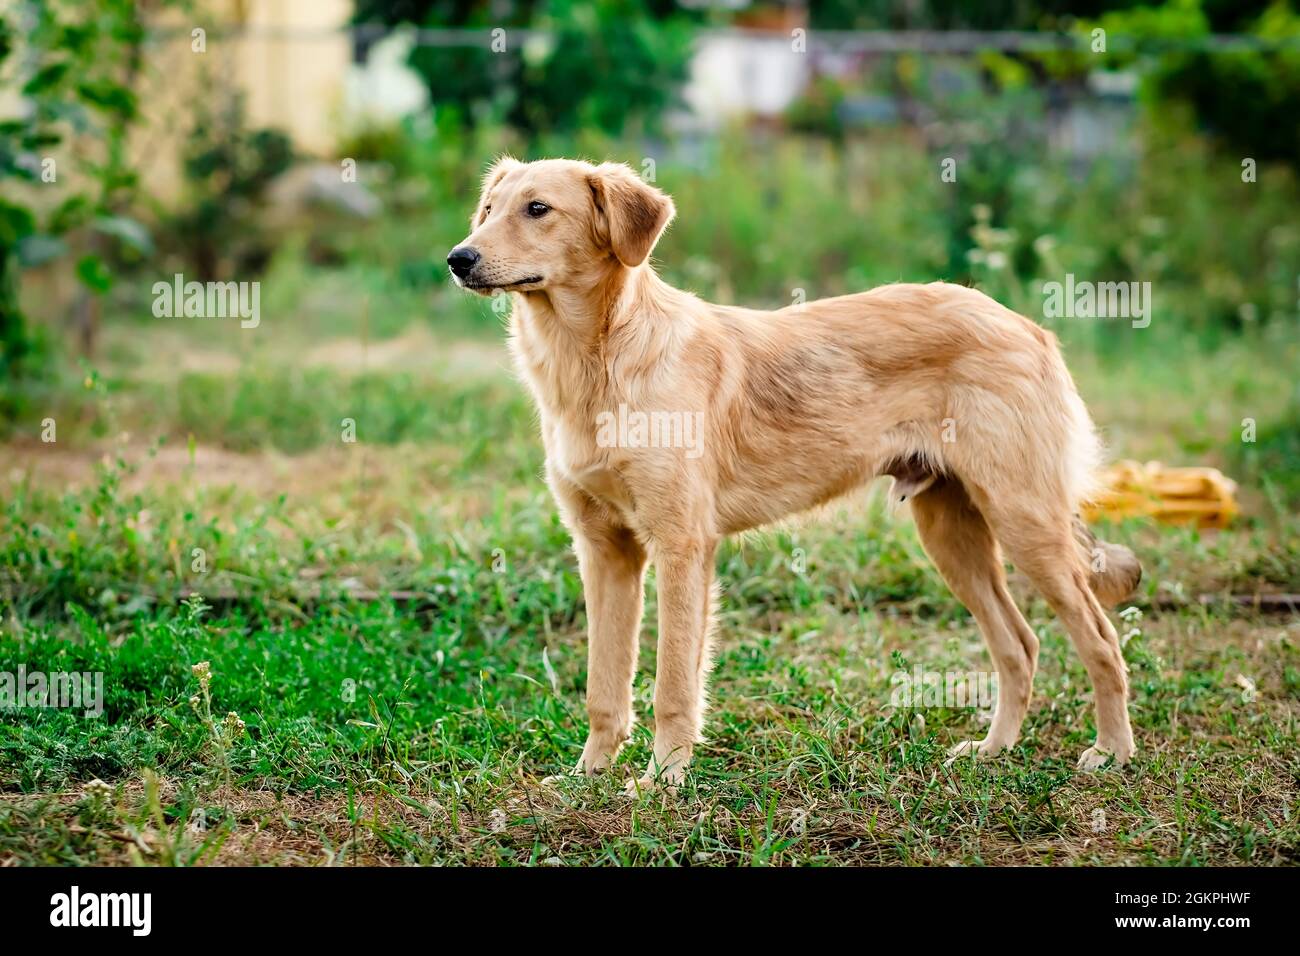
[
  {"x1": 358, "y1": 0, "x2": 696, "y2": 135},
  {"x1": 1083, "y1": 0, "x2": 1300, "y2": 165},
  {"x1": 785, "y1": 75, "x2": 853, "y2": 139},
  {"x1": 809, "y1": 0, "x2": 1140, "y2": 31},
  {"x1": 1231, "y1": 396, "x2": 1300, "y2": 506},
  {"x1": 0, "y1": 0, "x2": 168, "y2": 384},
  {"x1": 163, "y1": 94, "x2": 295, "y2": 280}
]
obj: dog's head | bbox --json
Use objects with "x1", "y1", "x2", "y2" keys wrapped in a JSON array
[{"x1": 447, "y1": 157, "x2": 675, "y2": 295}]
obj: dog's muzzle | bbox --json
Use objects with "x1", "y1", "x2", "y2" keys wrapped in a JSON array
[{"x1": 447, "y1": 245, "x2": 481, "y2": 280}]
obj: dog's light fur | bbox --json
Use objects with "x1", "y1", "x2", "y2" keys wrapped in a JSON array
[{"x1": 451, "y1": 157, "x2": 1140, "y2": 786}]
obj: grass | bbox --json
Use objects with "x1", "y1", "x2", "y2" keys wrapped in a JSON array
[
  {"x1": 2, "y1": 124, "x2": 1299, "y2": 865},
  {"x1": 2, "y1": 299, "x2": 1297, "y2": 866},
  {"x1": 1, "y1": 593, "x2": 1296, "y2": 865}
]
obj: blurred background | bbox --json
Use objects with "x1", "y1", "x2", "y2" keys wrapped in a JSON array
[{"x1": 3, "y1": 0, "x2": 1300, "y2": 615}]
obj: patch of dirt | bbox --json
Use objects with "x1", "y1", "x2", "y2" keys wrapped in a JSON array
[
  {"x1": 4, "y1": 440, "x2": 350, "y2": 498},
  {"x1": 92, "y1": 321, "x2": 511, "y2": 385},
  {"x1": 304, "y1": 326, "x2": 509, "y2": 378},
  {"x1": 1, "y1": 438, "x2": 534, "y2": 534}
]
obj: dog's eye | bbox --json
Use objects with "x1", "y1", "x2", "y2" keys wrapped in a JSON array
[
  {"x1": 526, "y1": 201, "x2": 550, "y2": 218},
  {"x1": 482, "y1": 205, "x2": 491, "y2": 216}
]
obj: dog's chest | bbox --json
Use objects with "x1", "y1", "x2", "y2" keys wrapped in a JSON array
[
  {"x1": 546, "y1": 416, "x2": 637, "y2": 517},
  {"x1": 508, "y1": 322, "x2": 639, "y2": 519}
]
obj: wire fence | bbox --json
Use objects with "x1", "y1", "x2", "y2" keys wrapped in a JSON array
[{"x1": 150, "y1": 25, "x2": 1300, "y2": 54}]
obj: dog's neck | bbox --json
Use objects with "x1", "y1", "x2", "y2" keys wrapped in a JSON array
[{"x1": 508, "y1": 263, "x2": 692, "y2": 418}]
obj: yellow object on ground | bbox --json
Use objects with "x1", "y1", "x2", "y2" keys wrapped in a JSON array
[{"x1": 1082, "y1": 460, "x2": 1239, "y2": 529}]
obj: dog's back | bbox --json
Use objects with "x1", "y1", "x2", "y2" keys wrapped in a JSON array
[{"x1": 696, "y1": 282, "x2": 1102, "y2": 532}]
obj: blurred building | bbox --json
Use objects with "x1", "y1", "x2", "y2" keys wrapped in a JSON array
[
  {"x1": 139, "y1": 0, "x2": 353, "y2": 194},
  {"x1": 8, "y1": 1, "x2": 1140, "y2": 199},
  {"x1": 683, "y1": 4, "x2": 811, "y2": 124}
]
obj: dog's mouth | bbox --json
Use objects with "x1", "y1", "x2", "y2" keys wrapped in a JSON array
[{"x1": 457, "y1": 275, "x2": 544, "y2": 292}]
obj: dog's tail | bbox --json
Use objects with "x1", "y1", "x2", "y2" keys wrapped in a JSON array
[
  {"x1": 1052, "y1": 354, "x2": 1140, "y2": 608},
  {"x1": 1072, "y1": 515, "x2": 1141, "y2": 608}
]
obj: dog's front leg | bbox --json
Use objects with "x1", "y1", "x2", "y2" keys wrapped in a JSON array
[
  {"x1": 572, "y1": 523, "x2": 648, "y2": 775},
  {"x1": 551, "y1": 473, "x2": 649, "y2": 775},
  {"x1": 640, "y1": 533, "x2": 718, "y2": 789}
]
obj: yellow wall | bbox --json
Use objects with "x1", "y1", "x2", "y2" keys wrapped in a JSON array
[
  {"x1": 140, "y1": 0, "x2": 353, "y2": 196},
  {"x1": 228, "y1": 0, "x2": 353, "y2": 156}
]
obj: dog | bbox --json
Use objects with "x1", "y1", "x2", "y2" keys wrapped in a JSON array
[{"x1": 449, "y1": 157, "x2": 1141, "y2": 788}]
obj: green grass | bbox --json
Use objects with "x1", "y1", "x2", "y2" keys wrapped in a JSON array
[
  {"x1": 2, "y1": 304, "x2": 1298, "y2": 865},
  {"x1": 2, "y1": 121, "x2": 1299, "y2": 865},
  {"x1": 1, "y1": 590, "x2": 1295, "y2": 865}
]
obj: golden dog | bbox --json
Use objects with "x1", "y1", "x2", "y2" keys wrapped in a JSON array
[{"x1": 449, "y1": 157, "x2": 1140, "y2": 788}]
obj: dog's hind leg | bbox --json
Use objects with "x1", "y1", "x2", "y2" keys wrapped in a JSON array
[
  {"x1": 911, "y1": 477, "x2": 1040, "y2": 759},
  {"x1": 979, "y1": 498, "x2": 1135, "y2": 770}
]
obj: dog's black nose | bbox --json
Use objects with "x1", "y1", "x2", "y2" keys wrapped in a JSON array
[{"x1": 447, "y1": 246, "x2": 480, "y2": 279}]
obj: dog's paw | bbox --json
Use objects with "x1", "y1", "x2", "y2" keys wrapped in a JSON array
[
  {"x1": 541, "y1": 747, "x2": 618, "y2": 788},
  {"x1": 943, "y1": 737, "x2": 1010, "y2": 767},
  {"x1": 575, "y1": 734, "x2": 625, "y2": 775},
  {"x1": 541, "y1": 765, "x2": 595, "y2": 787},
  {"x1": 1076, "y1": 744, "x2": 1132, "y2": 772},
  {"x1": 622, "y1": 762, "x2": 686, "y2": 798},
  {"x1": 622, "y1": 776, "x2": 657, "y2": 798},
  {"x1": 573, "y1": 756, "x2": 608, "y2": 777},
  {"x1": 622, "y1": 776, "x2": 678, "y2": 799}
]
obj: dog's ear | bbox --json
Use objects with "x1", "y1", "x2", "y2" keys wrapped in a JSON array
[
  {"x1": 472, "y1": 156, "x2": 520, "y2": 227},
  {"x1": 587, "y1": 162, "x2": 675, "y2": 267}
]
